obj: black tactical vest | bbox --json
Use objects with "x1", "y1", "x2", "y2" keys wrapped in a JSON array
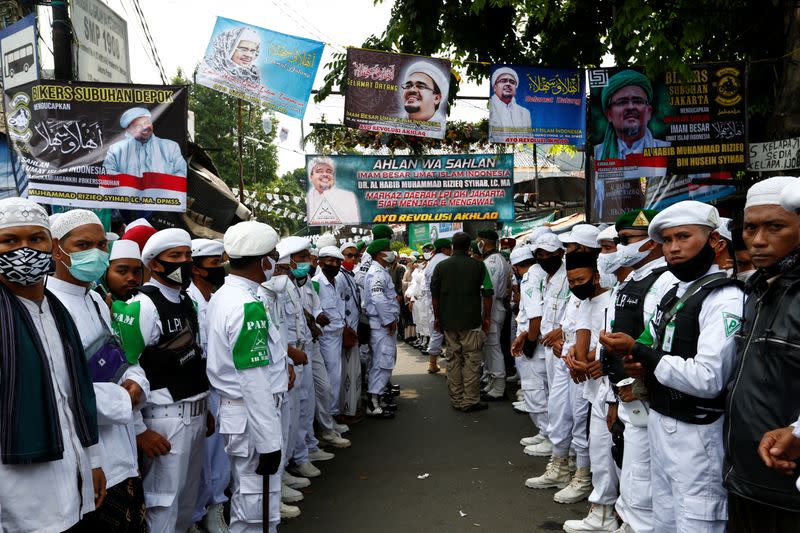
[
  {"x1": 647, "y1": 276, "x2": 735, "y2": 424},
  {"x1": 138, "y1": 286, "x2": 209, "y2": 401}
]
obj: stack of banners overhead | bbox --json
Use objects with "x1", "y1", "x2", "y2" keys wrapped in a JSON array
[
  {"x1": 197, "y1": 16, "x2": 324, "y2": 119},
  {"x1": 344, "y1": 48, "x2": 451, "y2": 139},
  {"x1": 488, "y1": 65, "x2": 586, "y2": 145},
  {"x1": 305, "y1": 154, "x2": 514, "y2": 226},
  {"x1": 587, "y1": 63, "x2": 747, "y2": 222},
  {"x1": 4, "y1": 80, "x2": 189, "y2": 211}
]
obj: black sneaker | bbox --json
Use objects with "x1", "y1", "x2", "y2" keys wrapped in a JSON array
[{"x1": 461, "y1": 402, "x2": 489, "y2": 412}]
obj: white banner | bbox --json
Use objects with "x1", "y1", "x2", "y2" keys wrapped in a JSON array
[
  {"x1": 748, "y1": 137, "x2": 800, "y2": 172},
  {"x1": 72, "y1": 0, "x2": 131, "y2": 82}
]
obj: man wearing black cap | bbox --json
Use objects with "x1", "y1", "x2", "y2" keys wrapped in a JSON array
[{"x1": 476, "y1": 229, "x2": 511, "y2": 401}]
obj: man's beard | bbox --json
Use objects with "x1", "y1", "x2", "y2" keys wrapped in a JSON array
[
  {"x1": 405, "y1": 103, "x2": 421, "y2": 114},
  {"x1": 621, "y1": 125, "x2": 642, "y2": 137}
]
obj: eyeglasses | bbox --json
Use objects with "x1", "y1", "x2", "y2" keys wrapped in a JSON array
[
  {"x1": 402, "y1": 81, "x2": 437, "y2": 93},
  {"x1": 495, "y1": 77, "x2": 517, "y2": 86},
  {"x1": 613, "y1": 234, "x2": 649, "y2": 246},
  {"x1": 609, "y1": 97, "x2": 648, "y2": 108}
]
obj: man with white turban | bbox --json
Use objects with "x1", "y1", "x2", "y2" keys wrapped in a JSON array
[
  {"x1": 113, "y1": 228, "x2": 210, "y2": 533},
  {"x1": 489, "y1": 67, "x2": 532, "y2": 131},
  {"x1": 307, "y1": 156, "x2": 360, "y2": 225},
  {"x1": 199, "y1": 26, "x2": 262, "y2": 86},
  {"x1": 206, "y1": 221, "x2": 284, "y2": 533},
  {"x1": 399, "y1": 60, "x2": 449, "y2": 137}
]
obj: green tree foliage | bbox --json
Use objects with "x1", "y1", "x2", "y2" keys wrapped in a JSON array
[{"x1": 317, "y1": 0, "x2": 799, "y2": 140}]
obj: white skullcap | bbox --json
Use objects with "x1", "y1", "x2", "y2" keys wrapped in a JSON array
[
  {"x1": 319, "y1": 246, "x2": 344, "y2": 260},
  {"x1": 109, "y1": 239, "x2": 141, "y2": 262},
  {"x1": 126, "y1": 218, "x2": 153, "y2": 231},
  {"x1": 51, "y1": 209, "x2": 103, "y2": 239},
  {"x1": 224, "y1": 221, "x2": 278, "y2": 259},
  {"x1": 340, "y1": 241, "x2": 357, "y2": 252},
  {"x1": 0, "y1": 197, "x2": 50, "y2": 231},
  {"x1": 510, "y1": 245, "x2": 534, "y2": 265},
  {"x1": 120, "y1": 107, "x2": 151, "y2": 129},
  {"x1": 717, "y1": 217, "x2": 733, "y2": 242},
  {"x1": 596, "y1": 225, "x2": 617, "y2": 243},
  {"x1": 192, "y1": 238, "x2": 225, "y2": 258},
  {"x1": 491, "y1": 67, "x2": 519, "y2": 86},
  {"x1": 745, "y1": 176, "x2": 798, "y2": 209},
  {"x1": 558, "y1": 223, "x2": 600, "y2": 248},
  {"x1": 525, "y1": 226, "x2": 552, "y2": 244},
  {"x1": 648, "y1": 200, "x2": 719, "y2": 243},
  {"x1": 780, "y1": 178, "x2": 800, "y2": 213},
  {"x1": 532, "y1": 232, "x2": 563, "y2": 252},
  {"x1": 404, "y1": 60, "x2": 448, "y2": 94},
  {"x1": 106, "y1": 232, "x2": 120, "y2": 242},
  {"x1": 277, "y1": 236, "x2": 311, "y2": 263},
  {"x1": 142, "y1": 228, "x2": 191, "y2": 265},
  {"x1": 48, "y1": 213, "x2": 62, "y2": 227},
  {"x1": 309, "y1": 247, "x2": 319, "y2": 257},
  {"x1": 317, "y1": 232, "x2": 337, "y2": 249}
]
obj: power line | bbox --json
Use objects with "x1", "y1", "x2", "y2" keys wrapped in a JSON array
[
  {"x1": 269, "y1": 0, "x2": 344, "y2": 53},
  {"x1": 126, "y1": 0, "x2": 167, "y2": 83}
]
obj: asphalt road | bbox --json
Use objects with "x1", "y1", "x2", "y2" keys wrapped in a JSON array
[{"x1": 282, "y1": 341, "x2": 588, "y2": 533}]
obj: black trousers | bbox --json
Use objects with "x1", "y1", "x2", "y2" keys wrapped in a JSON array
[
  {"x1": 64, "y1": 477, "x2": 146, "y2": 533},
  {"x1": 728, "y1": 492, "x2": 800, "y2": 533}
]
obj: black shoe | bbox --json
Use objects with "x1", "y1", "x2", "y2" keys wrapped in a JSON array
[
  {"x1": 461, "y1": 402, "x2": 489, "y2": 412},
  {"x1": 481, "y1": 393, "x2": 507, "y2": 402},
  {"x1": 380, "y1": 398, "x2": 398, "y2": 411}
]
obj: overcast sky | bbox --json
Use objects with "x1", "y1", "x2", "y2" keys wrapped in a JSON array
[{"x1": 88, "y1": 0, "x2": 490, "y2": 174}]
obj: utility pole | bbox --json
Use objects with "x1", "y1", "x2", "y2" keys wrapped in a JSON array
[{"x1": 51, "y1": 0, "x2": 72, "y2": 80}]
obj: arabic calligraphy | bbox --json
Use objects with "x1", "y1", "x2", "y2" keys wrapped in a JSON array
[
  {"x1": 712, "y1": 121, "x2": 744, "y2": 140},
  {"x1": 35, "y1": 119, "x2": 104, "y2": 156},
  {"x1": 268, "y1": 44, "x2": 317, "y2": 68},
  {"x1": 352, "y1": 62, "x2": 396, "y2": 82},
  {"x1": 527, "y1": 73, "x2": 581, "y2": 95}
]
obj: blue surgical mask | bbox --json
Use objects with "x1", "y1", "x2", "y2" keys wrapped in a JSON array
[
  {"x1": 291, "y1": 262, "x2": 312, "y2": 279},
  {"x1": 61, "y1": 246, "x2": 110, "y2": 283}
]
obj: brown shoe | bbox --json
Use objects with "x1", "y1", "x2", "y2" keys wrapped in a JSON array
[{"x1": 427, "y1": 355, "x2": 441, "y2": 374}]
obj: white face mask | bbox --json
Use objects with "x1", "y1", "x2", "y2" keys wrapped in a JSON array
[
  {"x1": 262, "y1": 256, "x2": 275, "y2": 282},
  {"x1": 423, "y1": 252, "x2": 432, "y2": 260},
  {"x1": 383, "y1": 251, "x2": 397, "y2": 263},
  {"x1": 263, "y1": 274, "x2": 289, "y2": 294},
  {"x1": 597, "y1": 251, "x2": 622, "y2": 288},
  {"x1": 617, "y1": 238, "x2": 652, "y2": 268}
]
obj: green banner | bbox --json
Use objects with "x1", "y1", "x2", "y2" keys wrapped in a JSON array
[
  {"x1": 306, "y1": 153, "x2": 515, "y2": 226},
  {"x1": 502, "y1": 213, "x2": 556, "y2": 236}
]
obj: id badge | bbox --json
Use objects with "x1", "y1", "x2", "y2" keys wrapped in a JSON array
[{"x1": 661, "y1": 321, "x2": 675, "y2": 352}]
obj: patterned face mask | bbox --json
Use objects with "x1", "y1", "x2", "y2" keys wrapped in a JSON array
[{"x1": 0, "y1": 247, "x2": 53, "y2": 286}]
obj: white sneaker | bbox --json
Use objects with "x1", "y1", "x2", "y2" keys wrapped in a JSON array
[
  {"x1": 563, "y1": 504, "x2": 619, "y2": 532},
  {"x1": 320, "y1": 431, "x2": 351, "y2": 449},
  {"x1": 281, "y1": 483, "x2": 304, "y2": 503},
  {"x1": 282, "y1": 471, "x2": 311, "y2": 489},
  {"x1": 308, "y1": 448, "x2": 335, "y2": 462},
  {"x1": 554, "y1": 467, "x2": 592, "y2": 504},
  {"x1": 524, "y1": 438, "x2": 553, "y2": 457},
  {"x1": 525, "y1": 456, "x2": 571, "y2": 489},
  {"x1": 280, "y1": 502, "x2": 301, "y2": 520},
  {"x1": 333, "y1": 422, "x2": 350, "y2": 434},
  {"x1": 520, "y1": 434, "x2": 546, "y2": 447},
  {"x1": 201, "y1": 502, "x2": 229, "y2": 533},
  {"x1": 290, "y1": 461, "x2": 321, "y2": 478}
]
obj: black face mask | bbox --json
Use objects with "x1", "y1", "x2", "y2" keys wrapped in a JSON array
[
  {"x1": 309, "y1": 265, "x2": 318, "y2": 277},
  {"x1": 200, "y1": 266, "x2": 226, "y2": 288},
  {"x1": 513, "y1": 271, "x2": 522, "y2": 282},
  {"x1": 667, "y1": 241, "x2": 716, "y2": 282},
  {"x1": 321, "y1": 264, "x2": 340, "y2": 278},
  {"x1": 539, "y1": 255, "x2": 563, "y2": 275},
  {"x1": 570, "y1": 278, "x2": 595, "y2": 301},
  {"x1": 156, "y1": 259, "x2": 193, "y2": 289}
]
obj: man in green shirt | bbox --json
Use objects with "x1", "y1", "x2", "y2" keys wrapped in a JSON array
[{"x1": 431, "y1": 232, "x2": 494, "y2": 412}]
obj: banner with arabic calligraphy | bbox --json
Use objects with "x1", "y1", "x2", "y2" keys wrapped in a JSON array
[
  {"x1": 196, "y1": 16, "x2": 323, "y2": 119},
  {"x1": 488, "y1": 65, "x2": 585, "y2": 145},
  {"x1": 4, "y1": 80, "x2": 188, "y2": 211},
  {"x1": 587, "y1": 63, "x2": 746, "y2": 222},
  {"x1": 344, "y1": 48, "x2": 451, "y2": 140}
]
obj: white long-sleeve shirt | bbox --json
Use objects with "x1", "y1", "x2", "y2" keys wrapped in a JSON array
[
  {"x1": 206, "y1": 275, "x2": 282, "y2": 454},
  {"x1": 364, "y1": 261, "x2": 400, "y2": 328},
  {"x1": 187, "y1": 281, "x2": 210, "y2": 354},
  {"x1": 0, "y1": 295, "x2": 102, "y2": 533},
  {"x1": 313, "y1": 271, "x2": 346, "y2": 331},
  {"x1": 48, "y1": 276, "x2": 149, "y2": 489}
]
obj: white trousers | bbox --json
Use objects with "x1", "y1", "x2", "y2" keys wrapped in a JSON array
[
  {"x1": 547, "y1": 356, "x2": 574, "y2": 458},
  {"x1": 569, "y1": 380, "x2": 590, "y2": 468},
  {"x1": 319, "y1": 328, "x2": 344, "y2": 416},
  {"x1": 648, "y1": 410, "x2": 727, "y2": 533},
  {"x1": 588, "y1": 400, "x2": 618, "y2": 506},
  {"x1": 516, "y1": 353, "x2": 549, "y2": 438},
  {"x1": 368, "y1": 325, "x2": 396, "y2": 395},
  {"x1": 292, "y1": 360, "x2": 315, "y2": 464},
  {"x1": 616, "y1": 402, "x2": 653, "y2": 533},
  {"x1": 142, "y1": 404, "x2": 206, "y2": 533},
  {"x1": 284, "y1": 371, "x2": 301, "y2": 470},
  {"x1": 193, "y1": 391, "x2": 231, "y2": 523},
  {"x1": 483, "y1": 307, "x2": 506, "y2": 380},
  {"x1": 310, "y1": 342, "x2": 334, "y2": 434},
  {"x1": 340, "y1": 344, "x2": 361, "y2": 416}
]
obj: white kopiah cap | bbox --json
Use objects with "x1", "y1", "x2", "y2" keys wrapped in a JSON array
[
  {"x1": 596, "y1": 225, "x2": 617, "y2": 244},
  {"x1": 779, "y1": 177, "x2": 800, "y2": 213},
  {"x1": 558, "y1": 223, "x2": 600, "y2": 248},
  {"x1": 532, "y1": 232, "x2": 563, "y2": 252},
  {"x1": 745, "y1": 176, "x2": 798, "y2": 209},
  {"x1": 509, "y1": 245, "x2": 534, "y2": 265},
  {"x1": 648, "y1": 201, "x2": 719, "y2": 243},
  {"x1": 277, "y1": 236, "x2": 311, "y2": 263},
  {"x1": 142, "y1": 228, "x2": 192, "y2": 265},
  {"x1": 51, "y1": 209, "x2": 103, "y2": 240},
  {"x1": 0, "y1": 197, "x2": 50, "y2": 231},
  {"x1": 224, "y1": 221, "x2": 278, "y2": 259},
  {"x1": 319, "y1": 245, "x2": 344, "y2": 260},
  {"x1": 109, "y1": 239, "x2": 141, "y2": 262},
  {"x1": 192, "y1": 238, "x2": 225, "y2": 258}
]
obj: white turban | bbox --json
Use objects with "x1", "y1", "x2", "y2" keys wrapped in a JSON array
[
  {"x1": 316, "y1": 232, "x2": 337, "y2": 249},
  {"x1": 404, "y1": 60, "x2": 448, "y2": 95},
  {"x1": 319, "y1": 245, "x2": 344, "y2": 260},
  {"x1": 277, "y1": 236, "x2": 311, "y2": 263},
  {"x1": 491, "y1": 67, "x2": 519, "y2": 86},
  {"x1": 717, "y1": 217, "x2": 733, "y2": 242},
  {"x1": 648, "y1": 200, "x2": 719, "y2": 243},
  {"x1": 780, "y1": 178, "x2": 800, "y2": 213},
  {"x1": 142, "y1": 228, "x2": 191, "y2": 265},
  {"x1": 0, "y1": 197, "x2": 50, "y2": 231},
  {"x1": 120, "y1": 107, "x2": 151, "y2": 129},
  {"x1": 745, "y1": 176, "x2": 798, "y2": 209},
  {"x1": 192, "y1": 238, "x2": 225, "y2": 258},
  {"x1": 109, "y1": 239, "x2": 142, "y2": 262},
  {"x1": 224, "y1": 221, "x2": 278, "y2": 259},
  {"x1": 510, "y1": 245, "x2": 534, "y2": 265},
  {"x1": 51, "y1": 209, "x2": 103, "y2": 239}
]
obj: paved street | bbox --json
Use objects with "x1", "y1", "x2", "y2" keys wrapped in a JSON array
[{"x1": 283, "y1": 342, "x2": 587, "y2": 533}]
